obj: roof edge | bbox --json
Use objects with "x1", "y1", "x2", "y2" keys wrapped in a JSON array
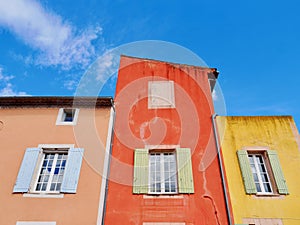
[{"x1": 0, "y1": 96, "x2": 113, "y2": 108}]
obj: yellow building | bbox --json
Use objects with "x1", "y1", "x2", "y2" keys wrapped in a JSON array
[{"x1": 216, "y1": 116, "x2": 300, "y2": 225}]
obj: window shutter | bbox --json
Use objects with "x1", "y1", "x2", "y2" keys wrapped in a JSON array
[
  {"x1": 13, "y1": 148, "x2": 40, "y2": 193},
  {"x1": 133, "y1": 149, "x2": 149, "y2": 194},
  {"x1": 61, "y1": 148, "x2": 84, "y2": 193},
  {"x1": 176, "y1": 148, "x2": 194, "y2": 193},
  {"x1": 267, "y1": 150, "x2": 289, "y2": 194},
  {"x1": 237, "y1": 150, "x2": 257, "y2": 194}
]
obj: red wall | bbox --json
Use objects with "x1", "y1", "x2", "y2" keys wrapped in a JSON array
[{"x1": 104, "y1": 56, "x2": 229, "y2": 225}]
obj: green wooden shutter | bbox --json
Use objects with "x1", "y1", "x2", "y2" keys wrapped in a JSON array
[
  {"x1": 133, "y1": 149, "x2": 149, "y2": 194},
  {"x1": 267, "y1": 150, "x2": 289, "y2": 194},
  {"x1": 176, "y1": 148, "x2": 194, "y2": 193},
  {"x1": 237, "y1": 150, "x2": 257, "y2": 194}
]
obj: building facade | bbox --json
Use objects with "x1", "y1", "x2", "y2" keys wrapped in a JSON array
[
  {"x1": 217, "y1": 116, "x2": 300, "y2": 225},
  {"x1": 103, "y1": 55, "x2": 231, "y2": 225},
  {"x1": 0, "y1": 97, "x2": 114, "y2": 225}
]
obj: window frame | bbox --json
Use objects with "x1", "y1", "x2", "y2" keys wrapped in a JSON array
[
  {"x1": 16, "y1": 222, "x2": 56, "y2": 225},
  {"x1": 148, "y1": 80, "x2": 175, "y2": 109},
  {"x1": 31, "y1": 149, "x2": 68, "y2": 194},
  {"x1": 56, "y1": 108, "x2": 79, "y2": 125},
  {"x1": 248, "y1": 153, "x2": 274, "y2": 194},
  {"x1": 148, "y1": 150, "x2": 178, "y2": 194}
]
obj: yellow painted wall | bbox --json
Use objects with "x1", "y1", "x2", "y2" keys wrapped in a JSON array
[{"x1": 217, "y1": 116, "x2": 300, "y2": 225}]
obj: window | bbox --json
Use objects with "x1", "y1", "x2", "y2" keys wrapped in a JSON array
[
  {"x1": 237, "y1": 150, "x2": 288, "y2": 195},
  {"x1": 13, "y1": 146, "x2": 84, "y2": 194},
  {"x1": 149, "y1": 152, "x2": 177, "y2": 194},
  {"x1": 56, "y1": 108, "x2": 79, "y2": 125},
  {"x1": 248, "y1": 154, "x2": 272, "y2": 194},
  {"x1": 63, "y1": 109, "x2": 75, "y2": 122},
  {"x1": 148, "y1": 81, "x2": 175, "y2": 109},
  {"x1": 34, "y1": 152, "x2": 68, "y2": 193},
  {"x1": 133, "y1": 148, "x2": 194, "y2": 194}
]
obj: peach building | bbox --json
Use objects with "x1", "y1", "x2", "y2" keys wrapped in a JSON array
[{"x1": 0, "y1": 97, "x2": 114, "y2": 225}]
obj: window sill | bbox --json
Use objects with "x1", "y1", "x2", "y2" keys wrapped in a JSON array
[
  {"x1": 56, "y1": 122, "x2": 77, "y2": 126},
  {"x1": 143, "y1": 194, "x2": 183, "y2": 199},
  {"x1": 253, "y1": 193, "x2": 284, "y2": 199},
  {"x1": 23, "y1": 193, "x2": 64, "y2": 198}
]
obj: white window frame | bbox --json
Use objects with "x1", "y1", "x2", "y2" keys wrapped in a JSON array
[
  {"x1": 148, "y1": 151, "x2": 178, "y2": 194},
  {"x1": 56, "y1": 108, "x2": 79, "y2": 125},
  {"x1": 29, "y1": 144, "x2": 74, "y2": 194},
  {"x1": 32, "y1": 151, "x2": 68, "y2": 194},
  {"x1": 16, "y1": 222, "x2": 56, "y2": 225},
  {"x1": 148, "y1": 81, "x2": 175, "y2": 109},
  {"x1": 248, "y1": 154, "x2": 273, "y2": 194},
  {"x1": 143, "y1": 223, "x2": 185, "y2": 225}
]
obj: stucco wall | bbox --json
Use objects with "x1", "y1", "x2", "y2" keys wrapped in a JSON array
[
  {"x1": 0, "y1": 107, "x2": 111, "y2": 225},
  {"x1": 217, "y1": 116, "x2": 300, "y2": 225},
  {"x1": 104, "y1": 56, "x2": 229, "y2": 225}
]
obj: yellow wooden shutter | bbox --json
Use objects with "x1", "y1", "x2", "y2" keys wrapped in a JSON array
[
  {"x1": 176, "y1": 148, "x2": 194, "y2": 193},
  {"x1": 133, "y1": 149, "x2": 149, "y2": 194}
]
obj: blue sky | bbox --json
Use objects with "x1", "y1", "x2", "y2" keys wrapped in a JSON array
[{"x1": 0, "y1": 0, "x2": 299, "y2": 128}]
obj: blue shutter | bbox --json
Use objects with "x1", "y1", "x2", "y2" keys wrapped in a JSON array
[
  {"x1": 61, "y1": 148, "x2": 84, "y2": 193},
  {"x1": 13, "y1": 148, "x2": 40, "y2": 193}
]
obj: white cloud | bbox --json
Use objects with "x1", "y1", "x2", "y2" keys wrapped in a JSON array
[
  {"x1": 212, "y1": 89, "x2": 218, "y2": 101},
  {"x1": 0, "y1": 66, "x2": 28, "y2": 96},
  {"x1": 0, "y1": 0, "x2": 102, "y2": 70},
  {"x1": 64, "y1": 79, "x2": 79, "y2": 91}
]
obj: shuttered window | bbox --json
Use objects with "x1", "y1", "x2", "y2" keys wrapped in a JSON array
[
  {"x1": 133, "y1": 148, "x2": 194, "y2": 194},
  {"x1": 237, "y1": 150, "x2": 288, "y2": 195},
  {"x1": 13, "y1": 147, "x2": 84, "y2": 194}
]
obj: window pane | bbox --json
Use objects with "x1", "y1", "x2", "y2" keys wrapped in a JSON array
[
  {"x1": 253, "y1": 173, "x2": 259, "y2": 182},
  {"x1": 255, "y1": 183, "x2": 261, "y2": 192},
  {"x1": 249, "y1": 153, "x2": 272, "y2": 194},
  {"x1": 264, "y1": 183, "x2": 272, "y2": 192},
  {"x1": 149, "y1": 152, "x2": 177, "y2": 194},
  {"x1": 35, "y1": 152, "x2": 68, "y2": 192}
]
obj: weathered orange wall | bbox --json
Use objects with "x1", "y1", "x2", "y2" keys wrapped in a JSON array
[
  {"x1": 0, "y1": 107, "x2": 111, "y2": 225},
  {"x1": 104, "y1": 56, "x2": 230, "y2": 225}
]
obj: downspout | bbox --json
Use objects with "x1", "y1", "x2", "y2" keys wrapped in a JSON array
[
  {"x1": 97, "y1": 99, "x2": 115, "y2": 225},
  {"x1": 212, "y1": 113, "x2": 233, "y2": 225}
]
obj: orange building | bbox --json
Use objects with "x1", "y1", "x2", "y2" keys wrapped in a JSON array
[
  {"x1": 0, "y1": 97, "x2": 114, "y2": 225},
  {"x1": 103, "y1": 56, "x2": 231, "y2": 225}
]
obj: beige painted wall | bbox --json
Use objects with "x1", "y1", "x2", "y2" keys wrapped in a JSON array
[{"x1": 0, "y1": 107, "x2": 111, "y2": 225}]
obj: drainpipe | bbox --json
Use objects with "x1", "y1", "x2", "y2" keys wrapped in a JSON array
[
  {"x1": 100, "y1": 100, "x2": 115, "y2": 225},
  {"x1": 212, "y1": 113, "x2": 233, "y2": 225}
]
